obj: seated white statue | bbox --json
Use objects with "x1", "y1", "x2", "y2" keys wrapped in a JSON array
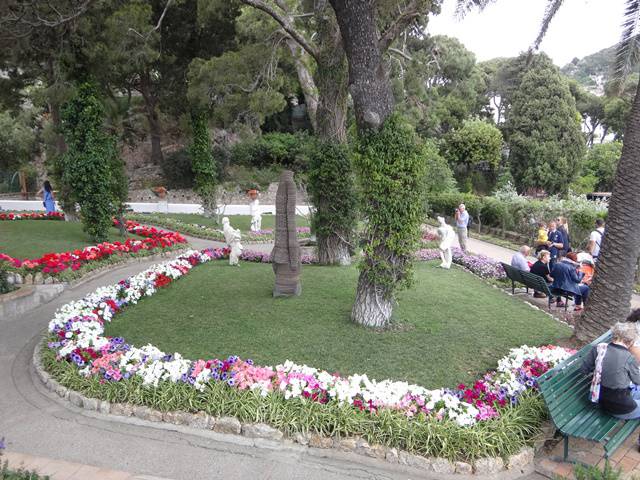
[
  {"x1": 222, "y1": 217, "x2": 243, "y2": 266},
  {"x1": 436, "y1": 216, "x2": 455, "y2": 269},
  {"x1": 249, "y1": 198, "x2": 262, "y2": 232}
]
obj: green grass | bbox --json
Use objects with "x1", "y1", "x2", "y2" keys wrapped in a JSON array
[
  {"x1": 0, "y1": 221, "x2": 134, "y2": 259},
  {"x1": 105, "y1": 261, "x2": 571, "y2": 388},
  {"x1": 162, "y1": 213, "x2": 310, "y2": 231}
]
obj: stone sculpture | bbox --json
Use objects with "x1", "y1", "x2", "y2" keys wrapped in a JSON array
[
  {"x1": 249, "y1": 198, "x2": 262, "y2": 232},
  {"x1": 271, "y1": 170, "x2": 301, "y2": 296},
  {"x1": 222, "y1": 216, "x2": 243, "y2": 266},
  {"x1": 437, "y1": 216, "x2": 455, "y2": 269}
]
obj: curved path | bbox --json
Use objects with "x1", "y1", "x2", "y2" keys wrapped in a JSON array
[{"x1": 1, "y1": 234, "x2": 546, "y2": 480}]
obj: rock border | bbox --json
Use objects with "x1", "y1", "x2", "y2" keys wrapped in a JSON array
[{"x1": 32, "y1": 341, "x2": 536, "y2": 479}]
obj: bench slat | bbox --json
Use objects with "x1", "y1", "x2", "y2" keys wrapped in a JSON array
[
  {"x1": 604, "y1": 420, "x2": 640, "y2": 457},
  {"x1": 579, "y1": 415, "x2": 619, "y2": 440},
  {"x1": 541, "y1": 369, "x2": 587, "y2": 396},
  {"x1": 561, "y1": 406, "x2": 605, "y2": 436}
]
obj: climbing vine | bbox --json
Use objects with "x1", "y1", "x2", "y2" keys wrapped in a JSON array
[
  {"x1": 353, "y1": 113, "x2": 427, "y2": 294},
  {"x1": 189, "y1": 111, "x2": 217, "y2": 217},
  {"x1": 307, "y1": 141, "x2": 357, "y2": 265},
  {"x1": 57, "y1": 82, "x2": 127, "y2": 242}
]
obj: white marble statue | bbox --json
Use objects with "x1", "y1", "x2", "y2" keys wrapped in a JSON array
[
  {"x1": 222, "y1": 217, "x2": 243, "y2": 266},
  {"x1": 249, "y1": 198, "x2": 262, "y2": 232},
  {"x1": 437, "y1": 216, "x2": 455, "y2": 269}
]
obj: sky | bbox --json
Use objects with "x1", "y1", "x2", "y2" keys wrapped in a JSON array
[{"x1": 427, "y1": 0, "x2": 627, "y2": 67}]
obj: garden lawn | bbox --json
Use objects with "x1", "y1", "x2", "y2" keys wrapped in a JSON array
[
  {"x1": 105, "y1": 261, "x2": 571, "y2": 388},
  {"x1": 163, "y1": 213, "x2": 309, "y2": 231},
  {"x1": 0, "y1": 220, "x2": 134, "y2": 259}
]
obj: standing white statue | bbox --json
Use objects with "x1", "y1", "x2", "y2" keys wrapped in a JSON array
[
  {"x1": 249, "y1": 198, "x2": 262, "y2": 232},
  {"x1": 437, "y1": 216, "x2": 455, "y2": 269},
  {"x1": 222, "y1": 217, "x2": 243, "y2": 266}
]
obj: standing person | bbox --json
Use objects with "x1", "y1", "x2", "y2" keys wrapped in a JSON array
[
  {"x1": 546, "y1": 221, "x2": 564, "y2": 269},
  {"x1": 587, "y1": 219, "x2": 606, "y2": 262},
  {"x1": 454, "y1": 203, "x2": 470, "y2": 252},
  {"x1": 39, "y1": 180, "x2": 56, "y2": 214},
  {"x1": 557, "y1": 216, "x2": 571, "y2": 254}
]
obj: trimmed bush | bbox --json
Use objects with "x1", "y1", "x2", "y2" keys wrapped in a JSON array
[
  {"x1": 160, "y1": 148, "x2": 194, "y2": 189},
  {"x1": 230, "y1": 132, "x2": 312, "y2": 172}
]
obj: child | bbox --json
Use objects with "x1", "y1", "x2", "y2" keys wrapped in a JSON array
[{"x1": 534, "y1": 222, "x2": 548, "y2": 254}]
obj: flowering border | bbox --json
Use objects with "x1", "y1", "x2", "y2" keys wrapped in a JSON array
[
  {"x1": 416, "y1": 248, "x2": 507, "y2": 280},
  {"x1": 47, "y1": 249, "x2": 572, "y2": 430},
  {"x1": 0, "y1": 220, "x2": 186, "y2": 276},
  {"x1": 0, "y1": 211, "x2": 65, "y2": 221},
  {"x1": 126, "y1": 213, "x2": 312, "y2": 243}
]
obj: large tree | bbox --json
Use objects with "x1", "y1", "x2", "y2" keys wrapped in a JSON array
[
  {"x1": 328, "y1": 0, "x2": 438, "y2": 328},
  {"x1": 505, "y1": 53, "x2": 585, "y2": 195}
]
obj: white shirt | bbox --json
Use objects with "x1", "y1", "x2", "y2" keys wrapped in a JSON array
[
  {"x1": 589, "y1": 227, "x2": 605, "y2": 257},
  {"x1": 511, "y1": 252, "x2": 530, "y2": 272}
]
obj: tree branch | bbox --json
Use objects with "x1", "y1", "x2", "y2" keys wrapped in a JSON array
[
  {"x1": 240, "y1": 0, "x2": 319, "y2": 61},
  {"x1": 379, "y1": 0, "x2": 421, "y2": 52}
]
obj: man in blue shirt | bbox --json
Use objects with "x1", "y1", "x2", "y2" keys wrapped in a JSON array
[
  {"x1": 455, "y1": 203, "x2": 470, "y2": 252},
  {"x1": 546, "y1": 221, "x2": 564, "y2": 269}
]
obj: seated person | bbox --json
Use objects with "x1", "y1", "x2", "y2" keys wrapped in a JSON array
[
  {"x1": 550, "y1": 252, "x2": 590, "y2": 311},
  {"x1": 623, "y1": 309, "x2": 640, "y2": 364},
  {"x1": 581, "y1": 322, "x2": 640, "y2": 420},
  {"x1": 534, "y1": 222, "x2": 548, "y2": 253},
  {"x1": 530, "y1": 249, "x2": 553, "y2": 298},
  {"x1": 511, "y1": 245, "x2": 531, "y2": 272}
]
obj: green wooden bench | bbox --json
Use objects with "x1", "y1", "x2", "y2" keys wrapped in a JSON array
[
  {"x1": 500, "y1": 262, "x2": 572, "y2": 311},
  {"x1": 537, "y1": 330, "x2": 640, "y2": 461}
]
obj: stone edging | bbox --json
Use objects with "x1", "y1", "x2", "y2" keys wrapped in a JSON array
[{"x1": 32, "y1": 342, "x2": 535, "y2": 479}]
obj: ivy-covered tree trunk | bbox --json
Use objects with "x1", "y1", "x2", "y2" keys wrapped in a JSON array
[
  {"x1": 575, "y1": 79, "x2": 640, "y2": 342},
  {"x1": 140, "y1": 70, "x2": 163, "y2": 165},
  {"x1": 190, "y1": 111, "x2": 217, "y2": 218},
  {"x1": 331, "y1": 0, "x2": 425, "y2": 328}
]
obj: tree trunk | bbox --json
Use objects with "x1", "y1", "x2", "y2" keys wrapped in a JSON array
[
  {"x1": 575, "y1": 79, "x2": 640, "y2": 342},
  {"x1": 351, "y1": 271, "x2": 394, "y2": 327},
  {"x1": 140, "y1": 71, "x2": 163, "y2": 165},
  {"x1": 285, "y1": 39, "x2": 318, "y2": 132},
  {"x1": 329, "y1": 0, "x2": 394, "y2": 132},
  {"x1": 329, "y1": 0, "x2": 397, "y2": 326},
  {"x1": 316, "y1": 232, "x2": 351, "y2": 265}
]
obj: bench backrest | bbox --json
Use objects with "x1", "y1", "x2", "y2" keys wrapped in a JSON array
[
  {"x1": 501, "y1": 262, "x2": 524, "y2": 283},
  {"x1": 520, "y1": 271, "x2": 552, "y2": 295},
  {"x1": 537, "y1": 330, "x2": 619, "y2": 442}
]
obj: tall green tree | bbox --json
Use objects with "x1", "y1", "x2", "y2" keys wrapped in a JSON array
[
  {"x1": 57, "y1": 83, "x2": 127, "y2": 242},
  {"x1": 189, "y1": 111, "x2": 217, "y2": 217},
  {"x1": 505, "y1": 54, "x2": 584, "y2": 195}
]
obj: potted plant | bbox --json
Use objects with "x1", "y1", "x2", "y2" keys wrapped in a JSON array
[{"x1": 247, "y1": 189, "x2": 259, "y2": 200}]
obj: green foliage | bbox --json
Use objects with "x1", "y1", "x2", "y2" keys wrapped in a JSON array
[
  {"x1": 0, "y1": 456, "x2": 48, "y2": 480},
  {"x1": 393, "y1": 35, "x2": 489, "y2": 137},
  {"x1": 506, "y1": 54, "x2": 585, "y2": 195},
  {"x1": 189, "y1": 111, "x2": 217, "y2": 209},
  {"x1": 423, "y1": 139, "x2": 457, "y2": 194},
  {"x1": 57, "y1": 83, "x2": 128, "y2": 242},
  {"x1": 0, "y1": 263, "x2": 11, "y2": 295},
  {"x1": 230, "y1": 132, "x2": 312, "y2": 172},
  {"x1": 354, "y1": 114, "x2": 427, "y2": 293},
  {"x1": 442, "y1": 119, "x2": 503, "y2": 192},
  {"x1": 581, "y1": 142, "x2": 622, "y2": 192},
  {"x1": 426, "y1": 190, "x2": 608, "y2": 247},
  {"x1": 0, "y1": 110, "x2": 35, "y2": 171},
  {"x1": 573, "y1": 462, "x2": 623, "y2": 480},
  {"x1": 160, "y1": 148, "x2": 194, "y2": 189},
  {"x1": 307, "y1": 141, "x2": 358, "y2": 246}
]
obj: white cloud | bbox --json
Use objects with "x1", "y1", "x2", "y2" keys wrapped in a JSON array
[{"x1": 427, "y1": 0, "x2": 626, "y2": 66}]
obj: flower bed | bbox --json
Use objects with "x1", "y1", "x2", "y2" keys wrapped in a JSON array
[
  {"x1": 416, "y1": 248, "x2": 507, "y2": 280},
  {"x1": 0, "y1": 220, "x2": 186, "y2": 277},
  {"x1": 0, "y1": 211, "x2": 65, "y2": 221},
  {"x1": 44, "y1": 249, "x2": 573, "y2": 460},
  {"x1": 126, "y1": 213, "x2": 312, "y2": 243}
]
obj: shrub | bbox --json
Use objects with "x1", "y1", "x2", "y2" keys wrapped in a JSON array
[
  {"x1": 190, "y1": 112, "x2": 217, "y2": 216},
  {"x1": 423, "y1": 139, "x2": 457, "y2": 194},
  {"x1": 230, "y1": 132, "x2": 312, "y2": 172},
  {"x1": 160, "y1": 148, "x2": 194, "y2": 189},
  {"x1": 0, "y1": 264, "x2": 11, "y2": 294}
]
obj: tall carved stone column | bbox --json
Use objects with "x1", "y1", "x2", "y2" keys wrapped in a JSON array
[{"x1": 271, "y1": 170, "x2": 301, "y2": 297}]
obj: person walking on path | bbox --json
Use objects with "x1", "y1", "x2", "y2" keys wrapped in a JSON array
[
  {"x1": 39, "y1": 180, "x2": 56, "y2": 214},
  {"x1": 587, "y1": 218, "x2": 606, "y2": 261},
  {"x1": 454, "y1": 203, "x2": 470, "y2": 252}
]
